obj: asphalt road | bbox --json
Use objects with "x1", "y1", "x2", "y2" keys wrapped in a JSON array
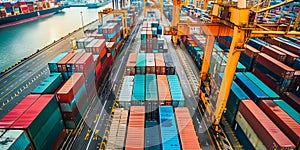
[
  {"x1": 69, "y1": 15, "x2": 143, "y2": 150},
  {"x1": 0, "y1": 21, "x2": 99, "y2": 119}
]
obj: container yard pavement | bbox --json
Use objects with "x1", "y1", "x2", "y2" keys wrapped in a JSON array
[{"x1": 0, "y1": 21, "x2": 100, "y2": 119}]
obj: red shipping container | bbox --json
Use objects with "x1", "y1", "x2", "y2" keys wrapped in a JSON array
[
  {"x1": 265, "y1": 38, "x2": 282, "y2": 47},
  {"x1": 66, "y1": 53, "x2": 84, "y2": 71},
  {"x1": 281, "y1": 92, "x2": 300, "y2": 113},
  {"x1": 256, "y1": 53, "x2": 295, "y2": 80},
  {"x1": 75, "y1": 53, "x2": 93, "y2": 72},
  {"x1": 252, "y1": 68, "x2": 282, "y2": 93},
  {"x1": 155, "y1": 53, "x2": 166, "y2": 75},
  {"x1": 245, "y1": 45, "x2": 260, "y2": 58},
  {"x1": 10, "y1": 95, "x2": 56, "y2": 129},
  {"x1": 57, "y1": 73, "x2": 85, "y2": 102},
  {"x1": 91, "y1": 39, "x2": 106, "y2": 57},
  {"x1": 107, "y1": 53, "x2": 113, "y2": 66},
  {"x1": 259, "y1": 100, "x2": 300, "y2": 147},
  {"x1": 157, "y1": 75, "x2": 172, "y2": 105},
  {"x1": 175, "y1": 107, "x2": 202, "y2": 150},
  {"x1": 0, "y1": 94, "x2": 41, "y2": 128},
  {"x1": 125, "y1": 106, "x2": 145, "y2": 150},
  {"x1": 58, "y1": 53, "x2": 75, "y2": 72},
  {"x1": 51, "y1": 130, "x2": 66, "y2": 150},
  {"x1": 271, "y1": 45, "x2": 299, "y2": 66},
  {"x1": 238, "y1": 100, "x2": 295, "y2": 149},
  {"x1": 106, "y1": 42, "x2": 115, "y2": 52},
  {"x1": 280, "y1": 41, "x2": 300, "y2": 56},
  {"x1": 95, "y1": 61, "x2": 102, "y2": 78},
  {"x1": 28, "y1": 4, "x2": 34, "y2": 12},
  {"x1": 261, "y1": 45, "x2": 287, "y2": 62},
  {"x1": 126, "y1": 53, "x2": 137, "y2": 75}
]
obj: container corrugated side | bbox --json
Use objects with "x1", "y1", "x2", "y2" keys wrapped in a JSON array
[
  {"x1": 31, "y1": 73, "x2": 63, "y2": 94},
  {"x1": 167, "y1": 75, "x2": 184, "y2": 107},
  {"x1": 119, "y1": 76, "x2": 134, "y2": 109},
  {"x1": 259, "y1": 100, "x2": 300, "y2": 147},
  {"x1": 57, "y1": 73, "x2": 85, "y2": 102},
  {"x1": 159, "y1": 106, "x2": 180, "y2": 150},
  {"x1": 0, "y1": 95, "x2": 41, "y2": 129},
  {"x1": 157, "y1": 75, "x2": 172, "y2": 105},
  {"x1": 174, "y1": 107, "x2": 201, "y2": 150},
  {"x1": 145, "y1": 121, "x2": 160, "y2": 150},
  {"x1": 132, "y1": 75, "x2": 145, "y2": 106},
  {"x1": 273, "y1": 100, "x2": 300, "y2": 124},
  {"x1": 0, "y1": 130, "x2": 31, "y2": 150},
  {"x1": 239, "y1": 100, "x2": 295, "y2": 149},
  {"x1": 48, "y1": 52, "x2": 68, "y2": 72}
]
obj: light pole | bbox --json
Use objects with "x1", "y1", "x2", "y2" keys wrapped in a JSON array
[{"x1": 80, "y1": 11, "x2": 84, "y2": 33}]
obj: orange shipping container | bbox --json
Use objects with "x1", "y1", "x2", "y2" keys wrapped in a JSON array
[
  {"x1": 58, "y1": 53, "x2": 75, "y2": 72},
  {"x1": 155, "y1": 53, "x2": 166, "y2": 75},
  {"x1": 92, "y1": 39, "x2": 107, "y2": 58},
  {"x1": 57, "y1": 73, "x2": 85, "y2": 102},
  {"x1": 126, "y1": 53, "x2": 137, "y2": 75},
  {"x1": 157, "y1": 75, "x2": 172, "y2": 105},
  {"x1": 175, "y1": 107, "x2": 202, "y2": 150},
  {"x1": 125, "y1": 106, "x2": 145, "y2": 150}
]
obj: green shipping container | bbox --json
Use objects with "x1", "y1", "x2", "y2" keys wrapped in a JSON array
[
  {"x1": 136, "y1": 53, "x2": 146, "y2": 74},
  {"x1": 0, "y1": 130, "x2": 31, "y2": 150},
  {"x1": 273, "y1": 100, "x2": 300, "y2": 124},
  {"x1": 31, "y1": 73, "x2": 63, "y2": 94},
  {"x1": 48, "y1": 52, "x2": 68, "y2": 72},
  {"x1": 132, "y1": 75, "x2": 145, "y2": 105}
]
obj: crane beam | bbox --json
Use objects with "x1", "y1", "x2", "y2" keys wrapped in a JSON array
[{"x1": 257, "y1": 0, "x2": 294, "y2": 13}]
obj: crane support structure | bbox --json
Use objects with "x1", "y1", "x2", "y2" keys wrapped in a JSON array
[
  {"x1": 257, "y1": 0, "x2": 294, "y2": 13},
  {"x1": 98, "y1": 8, "x2": 128, "y2": 39},
  {"x1": 144, "y1": 0, "x2": 164, "y2": 20}
]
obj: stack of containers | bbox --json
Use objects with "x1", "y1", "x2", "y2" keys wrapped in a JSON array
[
  {"x1": 145, "y1": 121, "x2": 161, "y2": 150},
  {"x1": 157, "y1": 75, "x2": 172, "y2": 105},
  {"x1": 259, "y1": 100, "x2": 300, "y2": 148},
  {"x1": 48, "y1": 52, "x2": 68, "y2": 73},
  {"x1": 159, "y1": 106, "x2": 181, "y2": 150},
  {"x1": 266, "y1": 38, "x2": 300, "y2": 55},
  {"x1": 141, "y1": 30, "x2": 147, "y2": 52},
  {"x1": 146, "y1": 53, "x2": 155, "y2": 74},
  {"x1": 155, "y1": 53, "x2": 165, "y2": 75},
  {"x1": 57, "y1": 53, "x2": 76, "y2": 80},
  {"x1": 57, "y1": 73, "x2": 88, "y2": 129},
  {"x1": 126, "y1": 53, "x2": 137, "y2": 75},
  {"x1": 146, "y1": 29, "x2": 153, "y2": 53},
  {"x1": 281, "y1": 92, "x2": 300, "y2": 113},
  {"x1": 31, "y1": 73, "x2": 64, "y2": 94},
  {"x1": 235, "y1": 100, "x2": 295, "y2": 149},
  {"x1": 252, "y1": 53, "x2": 295, "y2": 93},
  {"x1": 174, "y1": 107, "x2": 202, "y2": 150},
  {"x1": 125, "y1": 106, "x2": 145, "y2": 150},
  {"x1": 136, "y1": 53, "x2": 146, "y2": 74},
  {"x1": 118, "y1": 76, "x2": 134, "y2": 109},
  {"x1": 106, "y1": 108, "x2": 129, "y2": 149},
  {"x1": 145, "y1": 74, "x2": 158, "y2": 120},
  {"x1": 163, "y1": 53, "x2": 175, "y2": 75},
  {"x1": 65, "y1": 53, "x2": 84, "y2": 78},
  {"x1": 132, "y1": 75, "x2": 145, "y2": 106},
  {"x1": 75, "y1": 53, "x2": 96, "y2": 101},
  {"x1": 0, "y1": 95, "x2": 66, "y2": 150},
  {"x1": 239, "y1": 45, "x2": 260, "y2": 71},
  {"x1": 167, "y1": 75, "x2": 184, "y2": 107},
  {"x1": 77, "y1": 37, "x2": 95, "y2": 49}
]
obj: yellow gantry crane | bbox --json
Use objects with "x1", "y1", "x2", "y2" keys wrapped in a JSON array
[
  {"x1": 167, "y1": 0, "x2": 300, "y2": 133},
  {"x1": 98, "y1": 8, "x2": 129, "y2": 39},
  {"x1": 144, "y1": 0, "x2": 164, "y2": 20}
]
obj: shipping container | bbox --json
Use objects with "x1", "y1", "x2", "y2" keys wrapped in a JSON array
[
  {"x1": 0, "y1": 94, "x2": 41, "y2": 128},
  {"x1": 145, "y1": 121, "x2": 161, "y2": 150},
  {"x1": 32, "y1": 73, "x2": 64, "y2": 94},
  {"x1": 159, "y1": 106, "x2": 181, "y2": 150},
  {"x1": 75, "y1": 53, "x2": 94, "y2": 73},
  {"x1": 146, "y1": 53, "x2": 155, "y2": 74},
  {"x1": 261, "y1": 45, "x2": 287, "y2": 62},
  {"x1": 125, "y1": 106, "x2": 145, "y2": 150},
  {"x1": 66, "y1": 53, "x2": 84, "y2": 74},
  {"x1": 119, "y1": 76, "x2": 134, "y2": 109},
  {"x1": 0, "y1": 130, "x2": 31, "y2": 150},
  {"x1": 157, "y1": 75, "x2": 172, "y2": 105},
  {"x1": 270, "y1": 45, "x2": 300, "y2": 66},
  {"x1": 164, "y1": 53, "x2": 175, "y2": 75},
  {"x1": 255, "y1": 53, "x2": 295, "y2": 80},
  {"x1": 57, "y1": 73, "x2": 85, "y2": 103},
  {"x1": 106, "y1": 108, "x2": 129, "y2": 149},
  {"x1": 281, "y1": 92, "x2": 300, "y2": 113},
  {"x1": 238, "y1": 100, "x2": 295, "y2": 149},
  {"x1": 243, "y1": 72, "x2": 280, "y2": 99},
  {"x1": 145, "y1": 74, "x2": 158, "y2": 120},
  {"x1": 273, "y1": 100, "x2": 300, "y2": 124},
  {"x1": 57, "y1": 53, "x2": 76, "y2": 73},
  {"x1": 235, "y1": 111, "x2": 267, "y2": 150},
  {"x1": 239, "y1": 45, "x2": 260, "y2": 71},
  {"x1": 174, "y1": 107, "x2": 201, "y2": 150},
  {"x1": 234, "y1": 72, "x2": 269, "y2": 102},
  {"x1": 155, "y1": 53, "x2": 166, "y2": 75},
  {"x1": 132, "y1": 75, "x2": 145, "y2": 106},
  {"x1": 48, "y1": 52, "x2": 68, "y2": 72},
  {"x1": 167, "y1": 75, "x2": 184, "y2": 107},
  {"x1": 247, "y1": 38, "x2": 266, "y2": 50},
  {"x1": 136, "y1": 53, "x2": 146, "y2": 74},
  {"x1": 126, "y1": 53, "x2": 137, "y2": 75},
  {"x1": 259, "y1": 100, "x2": 300, "y2": 147}
]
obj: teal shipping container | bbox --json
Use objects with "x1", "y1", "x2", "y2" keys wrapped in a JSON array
[
  {"x1": 0, "y1": 130, "x2": 31, "y2": 150},
  {"x1": 59, "y1": 84, "x2": 87, "y2": 112},
  {"x1": 273, "y1": 100, "x2": 300, "y2": 124},
  {"x1": 32, "y1": 73, "x2": 64, "y2": 94},
  {"x1": 136, "y1": 53, "x2": 146, "y2": 74},
  {"x1": 145, "y1": 74, "x2": 158, "y2": 120},
  {"x1": 132, "y1": 75, "x2": 145, "y2": 105},
  {"x1": 243, "y1": 72, "x2": 280, "y2": 99},
  {"x1": 48, "y1": 52, "x2": 68, "y2": 72},
  {"x1": 167, "y1": 75, "x2": 184, "y2": 107},
  {"x1": 145, "y1": 121, "x2": 161, "y2": 150}
]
